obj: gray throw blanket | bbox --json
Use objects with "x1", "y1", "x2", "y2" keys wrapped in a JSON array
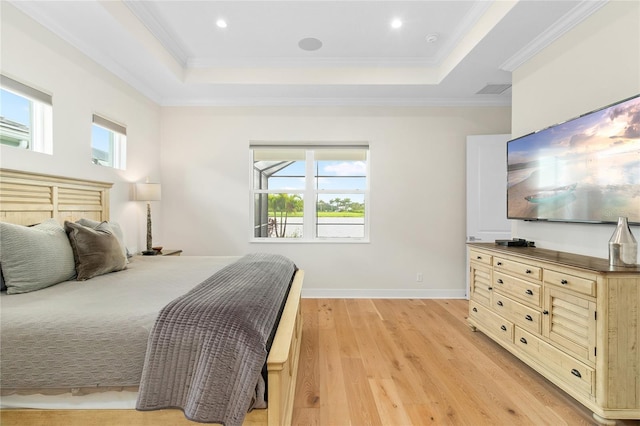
[{"x1": 136, "y1": 253, "x2": 296, "y2": 426}]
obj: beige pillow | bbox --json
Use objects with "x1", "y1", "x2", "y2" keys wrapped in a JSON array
[
  {"x1": 76, "y1": 218, "x2": 129, "y2": 261},
  {"x1": 64, "y1": 221, "x2": 127, "y2": 280},
  {"x1": 0, "y1": 219, "x2": 76, "y2": 294}
]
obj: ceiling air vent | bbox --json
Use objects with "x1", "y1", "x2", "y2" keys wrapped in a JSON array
[{"x1": 476, "y1": 84, "x2": 512, "y2": 95}]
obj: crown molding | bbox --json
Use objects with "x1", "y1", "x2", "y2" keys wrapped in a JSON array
[
  {"x1": 430, "y1": 0, "x2": 492, "y2": 65},
  {"x1": 500, "y1": 0, "x2": 608, "y2": 72},
  {"x1": 159, "y1": 95, "x2": 512, "y2": 108},
  {"x1": 122, "y1": 0, "x2": 189, "y2": 67},
  {"x1": 187, "y1": 56, "x2": 440, "y2": 69},
  {"x1": 8, "y1": 0, "x2": 162, "y2": 104}
]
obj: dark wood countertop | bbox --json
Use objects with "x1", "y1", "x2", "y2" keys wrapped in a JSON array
[{"x1": 467, "y1": 242, "x2": 640, "y2": 274}]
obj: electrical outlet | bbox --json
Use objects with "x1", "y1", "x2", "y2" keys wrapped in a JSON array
[{"x1": 416, "y1": 272, "x2": 423, "y2": 282}]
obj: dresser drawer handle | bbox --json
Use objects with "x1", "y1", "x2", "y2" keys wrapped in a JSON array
[
  {"x1": 472, "y1": 307, "x2": 478, "y2": 312},
  {"x1": 561, "y1": 279, "x2": 568, "y2": 285},
  {"x1": 571, "y1": 369, "x2": 582, "y2": 378},
  {"x1": 525, "y1": 315, "x2": 533, "y2": 321},
  {"x1": 477, "y1": 256, "x2": 482, "y2": 260},
  {"x1": 543, "y1": 310, "x2": 549, "y2": 315},
  {"x1": 496, "y1": 301, "x2": 503, "y2": 307},
  {"x1": 497, "y1": 279, "x2": 504, "y2": 284},
  {"x1": 525, "y1": 269, "x2": 532, "y2": 274},
  {"x1": 519, "y1": 337, "x2": 527, "y2": 344},
  {"x1": 488, "y1": 286, "x2": 493, "y2": 290},
  {"x1": 497, "y1": 262, "x2": 502, "y2": 266},
  {"x1": 500, "y1": 325, "x2": 507, "y2": 331}
]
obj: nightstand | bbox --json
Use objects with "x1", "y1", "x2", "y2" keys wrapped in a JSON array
[{"x1": 160, "y1": 249, "x2": 182, "y2": 256}]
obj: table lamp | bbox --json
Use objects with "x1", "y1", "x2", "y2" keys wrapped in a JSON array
[{"x1": 135, "y1": 180, "x2": 161, "y2": 255}]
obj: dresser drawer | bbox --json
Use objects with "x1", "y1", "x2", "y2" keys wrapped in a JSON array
[
  {"x1": 494, "y1": 257, "x2": 542, "y2": 281},
  {"x1": 515, "y1": 328, "x2": 594, "y2": 397},
  {"x1": 491, "y1": 295, "x2": 541, "y2": 334},
  {"x1": 544, "y1": 269, "x2": 596, "y2": 297},
  {"x1": 494, "y1": 271, "x2": 542, "y2": 308},
  {"x1": 469, "y1": 301, "x2": 514, "y2": 345},
  {"x1": 470, "y1": 249, "x2": 492, "y2": 266}
]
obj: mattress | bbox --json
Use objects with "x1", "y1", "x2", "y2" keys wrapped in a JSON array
[{"x1": 0, "y1": 255, "x2": 240, "y2": 393}]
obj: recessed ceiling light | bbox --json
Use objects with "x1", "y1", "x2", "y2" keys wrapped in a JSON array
[
  {"x1": 216, "y1": 19, "x2": 227, "y2": 29},
  {"x1": 425, "y1": 33, "x2": 439, "y2": 43},
  {"x1": 391, "y1": 18, "x2": 403, "y2": 29},
  {"x1": 298, "y1": 37, "x2": 323, "y2": 52}
]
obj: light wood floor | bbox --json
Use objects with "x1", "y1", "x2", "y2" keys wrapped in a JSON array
[{"x1": 291, "y1": 299, "x2": 640, "y2": 426}]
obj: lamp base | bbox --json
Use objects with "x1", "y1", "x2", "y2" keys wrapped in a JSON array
[{"x1": 141, "y1": 250, "x2": 157, "y2": 256}]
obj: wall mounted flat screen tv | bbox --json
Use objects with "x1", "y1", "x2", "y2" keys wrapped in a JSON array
[{"x1": 507, "y1": 94, "x2": 640, "y2": 225}]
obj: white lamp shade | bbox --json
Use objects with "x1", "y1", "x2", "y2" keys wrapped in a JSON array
[{"x1": 136, "y1": 183, "x2": 161, "y2": 201}]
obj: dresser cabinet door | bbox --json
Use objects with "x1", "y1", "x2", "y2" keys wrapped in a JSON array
[
  {"x1": 543, "y1": 287, "x2": 596, "y2": 365},
  {"x1": 470, "y1": 263, "x2": 492, "y2": 307}
]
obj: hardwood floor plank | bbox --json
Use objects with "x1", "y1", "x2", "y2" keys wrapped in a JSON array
[
  {"x1": 331, "y1": 300, "x2": 361, "y2": 359},
  {"x1": 342, "y1": 358, "x2": 384, "y2": 426},
  {"x1": 317, "y1": 316, "x2": 351, "y2": 424},
  {"x1": 297, "y1": 299, "x2": 321, "y2": 408},
  {"x1": 368, "y1": 378, "x2": 413, "y2": 426}
]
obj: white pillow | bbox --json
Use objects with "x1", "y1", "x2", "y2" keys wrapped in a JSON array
[{"x1": 0, "y1": 219, "x2": 76, "y2": 294}]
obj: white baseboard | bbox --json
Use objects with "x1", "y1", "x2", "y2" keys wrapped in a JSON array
[{"x1": 301, "y1": 288, "x2": 467, "y2": 299}]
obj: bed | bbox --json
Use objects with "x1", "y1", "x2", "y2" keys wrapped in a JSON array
[{"x1": 0, "y1": 169, "x2": 304, "y2": 426}]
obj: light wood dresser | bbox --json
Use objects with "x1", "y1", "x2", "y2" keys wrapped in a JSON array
[{"x1": 467, "y1": 243, "x2": 640, "y2": 424}]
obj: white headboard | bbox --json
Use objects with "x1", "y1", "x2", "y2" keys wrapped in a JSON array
[{"x1": 0, "y1": 169, "x2": 112, "y2": 225}]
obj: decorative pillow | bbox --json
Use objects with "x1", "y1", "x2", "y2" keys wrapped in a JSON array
[
  {"x1": 64, "y1": 221, "x2": 127, "y2": 281},
  {"x1": 76, "y1": 218, "x2": 130, "y2": 260},
  {"x1": 0, "y1": 219, "x2": 76, "y2": 294}
]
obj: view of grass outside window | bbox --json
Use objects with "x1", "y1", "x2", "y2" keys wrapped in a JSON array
[
  {"x1": 252, "y1": 145, "x2": 368, "y2": 241},
  {"x1": 0, "y1": 75, "x2": 53, "y2": 154},
  {"x1": 91, "y1": 114, "x2": 126, "y2": 170}
]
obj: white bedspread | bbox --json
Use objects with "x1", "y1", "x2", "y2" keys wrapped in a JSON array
[{"x1": 0, "y1": 256, "x2": 240, "y2": 394}]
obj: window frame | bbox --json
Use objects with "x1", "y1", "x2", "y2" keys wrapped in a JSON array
[
  {"x1": 91, "y1": 114, "x2": 127, "y2": 170},
  {"x1": 250, "y1": 143, "x2": 370, "y2": 243},
  {"x1": 0, "y1": 75, "x2": 53, "y2": 154}
]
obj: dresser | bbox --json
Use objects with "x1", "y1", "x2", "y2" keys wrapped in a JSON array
[{"x1": 467, "y1": 243, "x2": 640, "y2": 424}]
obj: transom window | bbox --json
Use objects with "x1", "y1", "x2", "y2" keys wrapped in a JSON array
[
  {"x1": 91, "y1": 114, "x2": 126, "y2": 170},
  {"x1": 0, "y1": 75, "x2": 53, "y2": 154},
  {"x1": 251, "y1": 143, "x2": 369, "y2": 242}
]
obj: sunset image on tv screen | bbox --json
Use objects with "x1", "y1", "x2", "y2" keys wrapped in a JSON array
[{"x1": 507, "y1": 95, "x2": 640, "y2": 224}]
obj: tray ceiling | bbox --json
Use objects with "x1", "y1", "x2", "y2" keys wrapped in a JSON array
[{"x1": 7, "y1": 0, "x2": 606, "y2": 106}]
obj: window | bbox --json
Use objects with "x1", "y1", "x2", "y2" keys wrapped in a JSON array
[
  {"x1": 0, "y1": 75, "x2": 53, "y2": 154},
  {"x1": 91, "y1": 114, "x2": 126, "y2": 169},
  {"x1": 251, "y1": 144, "x2": 369, "y2": 241}
]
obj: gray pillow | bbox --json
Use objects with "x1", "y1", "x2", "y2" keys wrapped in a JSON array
[
  {"x1": 64, "y1": 221, "x2": 127, "y2": 281},
  {"x1": 76, "y1": 218, "x2": 129, "y2": 260},
  {"x1": 0, "y1": 219, "x2": 76, "y2": 294}
]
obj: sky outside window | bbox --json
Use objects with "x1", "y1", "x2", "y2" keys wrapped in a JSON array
[
  {"x1": 269, "y1": 160, "x2": 366, "y2": 193},
  {"x1": 91, "y1": 125, "x2": 111, "y2": 153},
  {"x1": 1, "y1": 89, "x2": 31, "y2": 125}
]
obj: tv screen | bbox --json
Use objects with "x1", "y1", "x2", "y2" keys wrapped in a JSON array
[{"x1": 507, "y1": 94, "x2": 640, "y2": 225}]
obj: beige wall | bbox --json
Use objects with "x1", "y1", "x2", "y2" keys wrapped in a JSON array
[
  {"x1": 510, "y1": 0, "x2": 640, "y2": 258},
  {"x1": 0, "y1": 3, "x2": 163, "y2": 252},
  {"x1": 159, "y1": 106, "x2": 511, "y2": 296}
]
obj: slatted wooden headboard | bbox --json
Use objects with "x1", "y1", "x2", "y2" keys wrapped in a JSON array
[{"x1": 0, "y1": 169, "x2": 112, "y2": 225}]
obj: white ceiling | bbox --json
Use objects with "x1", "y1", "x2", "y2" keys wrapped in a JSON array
[{"x1": 9, "y1": 0, "x2": 607, "y2": 106}]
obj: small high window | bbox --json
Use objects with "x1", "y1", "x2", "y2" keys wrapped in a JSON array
[
  {"x1": 0, "y1": 75, "x2": 53, "y2": 154},
  {"x1": 91, "y1": 114, "x2": 126, "y2": 169},
  {"x1": 251, "y1": 143, "x2": 369, "y2": 242}
]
